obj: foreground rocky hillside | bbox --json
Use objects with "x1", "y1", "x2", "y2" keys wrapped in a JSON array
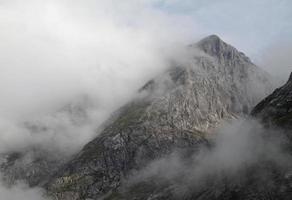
[
  {"x1": 44, "y1": 35, "x2": 274, "y2": 199},
  {"x1": 252, "y1": 72, "x2": 292, "y2": 131}
]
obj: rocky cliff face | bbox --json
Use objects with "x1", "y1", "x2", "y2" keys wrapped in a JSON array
[
  {"x1": 44, "y1": 35, "x2": 274, "y2": 200},
  {"x1": 251, "y1": 72, "x2": 292, "y2": 131}
]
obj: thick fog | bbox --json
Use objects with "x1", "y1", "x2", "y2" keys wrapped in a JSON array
[
  {"x1": 0, "y1": 180, "x2": 48, "y2": 200},
  {"x1": 0, "y1": 0, "x2": 197, "y2": 154},
  {"x1": 0, "y1": 0, "x2": 291, "y2": 199}
]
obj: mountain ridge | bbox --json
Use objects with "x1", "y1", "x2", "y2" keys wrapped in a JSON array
[
  {"x1": 197, "y1": 34, "x2": 252, "y2": 64},
  {"x1": 43, "y1": 35, "x2": 274, "y2": 199}
]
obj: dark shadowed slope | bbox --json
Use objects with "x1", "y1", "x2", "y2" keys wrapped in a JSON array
[{"x1": 252, "y1": 72, "x2": 292, "y2": 131}]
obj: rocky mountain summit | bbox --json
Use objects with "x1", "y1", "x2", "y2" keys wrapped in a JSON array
[{"x1": 42, "y1": 35, "x2": 274, "y2": 199}]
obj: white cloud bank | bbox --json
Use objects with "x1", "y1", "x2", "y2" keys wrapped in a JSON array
[
  {"x1": 0, "y1": 177, "x2": 48, "y2": 200},
  {"x1": 0, "y1": 0, "x2": 200, "y2": 155}
]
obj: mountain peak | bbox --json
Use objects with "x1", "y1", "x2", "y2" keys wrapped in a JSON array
[
  {"x1": 197, "y1": 34, "x2": 251, "y2": 64},
  {"x1": 197, "y1": 34, "x2": 225, "y2": 50},
  {"x1": 199, "y1": 34, "x2": 222, "y2": 44}
]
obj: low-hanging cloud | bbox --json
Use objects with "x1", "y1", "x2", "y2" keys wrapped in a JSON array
[
  {"x1": 0, "y1": 0, "x2": 200, "y2": 156},
  {"x1": 0, "y1": 1, "x2": 199, "y2": 198},
  {"x1": 0, "y1": 176, "x2": 48, "y2": 200},
  {"x1": 127, "y1": 118, "x2": 292, "y2": 196}
]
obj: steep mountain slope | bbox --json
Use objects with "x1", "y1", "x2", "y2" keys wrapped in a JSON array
[
  {"x1": 46, "y1": 35, "x2": 273, "y2": 200},
  {"x1": 252, "y1": 72, "x2": 292, "y2": 131},
  {"x1": 114, "y1": 74, "x2": 292, "y2": 200}
]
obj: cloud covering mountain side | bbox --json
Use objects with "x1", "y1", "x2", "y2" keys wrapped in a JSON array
[
  {"x1": 0, "y1": 0, "x2": 199, "y2": 156},
  {"x1": 0, "y1": 176, "x2": 48, "y2": 200},
  {"x1": 124, "y1": 118, "x2": 292, "y2": 199}
]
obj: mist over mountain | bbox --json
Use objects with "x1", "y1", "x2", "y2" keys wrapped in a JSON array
[
  {"x1": 0, "y1": 33, "x2": 279, "y2": 199},
  {"x1": 0, "y1": 1, "x2": 291, "y2": 200},
  {"x1": 1, "y1": 32, "x2": 290, "y2": 200}
]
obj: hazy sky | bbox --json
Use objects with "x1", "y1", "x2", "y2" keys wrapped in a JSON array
[
  {"x1": 140, "y1": 0, "x2": 292, "y2": 80},
  {"x1": 153, "y1": 0, "x2": 292, "y2": 57}
]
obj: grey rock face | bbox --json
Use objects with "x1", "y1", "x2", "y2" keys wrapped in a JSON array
[{"x1": 45, "y1": 35, "x2": 274, "y2": 199}]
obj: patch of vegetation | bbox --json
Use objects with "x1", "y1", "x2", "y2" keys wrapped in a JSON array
[
  {"x1": 112, "y1": 101, "x2": 150, "y2": 129},
  {"x1": 52, "y1": 174, "x2": 87, "y2": 192}
]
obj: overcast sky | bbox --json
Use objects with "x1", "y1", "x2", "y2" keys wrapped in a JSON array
[{"x1": 153, "y1": 0, "x2": 292, "y2": 57}]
